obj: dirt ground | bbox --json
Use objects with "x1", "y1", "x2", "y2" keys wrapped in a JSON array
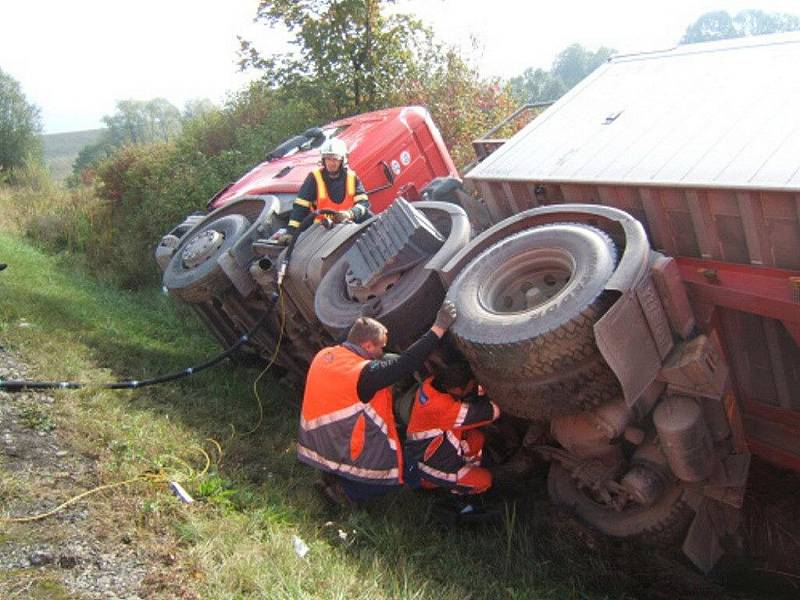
[
  {"x1": 0, "y1": 350, "x2": 195, "y2": 600},
  {"x1": 2, "y1": 346, "x2": 800, "y2": 599}
]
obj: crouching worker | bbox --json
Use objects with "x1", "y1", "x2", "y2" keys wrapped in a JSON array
[
  {"x1": 405, "y1": 361, "x2": 500, "y2": 495},
  {"x1": 296, "y1": 300, "x2": 457, "y2": 508}
]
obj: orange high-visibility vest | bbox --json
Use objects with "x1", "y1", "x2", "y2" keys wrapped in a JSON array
[
  {"x1": 312, "y1": 168, "x2": 357, "y2": 216},
  {"x1": 297, "y1": 345, "x2": 403, "y2": 485},
  {"x1": 405, "y1": 377, "x2": 498, "y2": 492}
]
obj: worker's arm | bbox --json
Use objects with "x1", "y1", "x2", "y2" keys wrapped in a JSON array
[
  {"x1": 286, "y1": 174, "x2": 317, "y2": 236},
  {"x1": 451, "y1": 399, "x2": 501, "y2": 432},
  {"x1": 356, "y1": 331, "x2": 441, "y2": 402},
  {"x1": 356, "y1": 300, "x2": 457, "y2": 402}
]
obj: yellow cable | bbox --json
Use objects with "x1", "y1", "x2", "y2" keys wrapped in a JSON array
[
  {"x1": 5, "y1": 286, "x2": 289, "y2": 524},
  {"x1": 243, "y1": 286, "x2": 286, "y2": 436},
  {"x1": 1, "y1": 442, "x2": 218, "y2": 524},
  {"x1": 185, "y1": 446, "x2": 212, "y2": 480},
  {"x1": 1, "y1": 476, "x2": 150, "y2": 523},
  {"x1": 206, "y1": 437, "x2": 224, "y2": 463}
]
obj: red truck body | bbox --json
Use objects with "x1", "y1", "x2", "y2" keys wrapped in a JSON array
[{"x1": 208, "y1": 106, "x2": 458, "y2": 215}]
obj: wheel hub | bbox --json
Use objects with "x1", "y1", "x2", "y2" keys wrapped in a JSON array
[
  {"x1": 345, "y1": 270, "x2": 402, "y2": 303},
  {"x1": 481, "y1": 250, "x2": 572, "y2": 314},
  {"x1": 182, "y1": 229, "x2": 225, "y2": 269}
]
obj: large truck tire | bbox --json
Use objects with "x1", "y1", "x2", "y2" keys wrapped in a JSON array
[
  {"x1": 448, "y1": 223, "x2": 617, "y2": 379},
  {"x1": 547, "y1": 464, "x2": 693, "y2": 543},
  {"x1": 162, "y1": 197, "x2": 278, "y2": 304},
  {"x1": 484, "y1": 357, "x2": 622, "y2": 420},
  {"x1": 314, "y1": 256, "x2": 444, "y2": 348},
  {"x1": 314, "y1": 201, "x2": 471, "y2": 349},
  {"x1": 162, "y1": 214, "x2": 251, "y2": 303}
]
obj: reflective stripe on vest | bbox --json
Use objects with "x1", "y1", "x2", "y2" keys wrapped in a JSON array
[
  {"x1": 406, "y1": 379, "x2": 470, "y2": 439},
  {"x1": 405, "y1": 378, "x2": 497, "y2": 488},
  {"x1": 297, "y1": 345, "x2": 403, "y2": 484},
  {"x1": 311, "y1": 168, "x2": 357, "y2": 217}
]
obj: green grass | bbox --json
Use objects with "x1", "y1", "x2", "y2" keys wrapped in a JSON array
[
  {"x1": 19, "y1": 403, "x2": 56, "y2": 432},
  {"x1": 0, "y1": 572, "x2": 74, "y2": 600},
  {"x1": 0, "y1": 232, "x2": 737, "y2": 599},
  {"x1": 40, "y1": 128, "x2": 104, "y2": 181}
]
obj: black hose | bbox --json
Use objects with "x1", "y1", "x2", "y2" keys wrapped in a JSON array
[{"x1": 0, "y1": 293, "x2": 279, "y2": 393}]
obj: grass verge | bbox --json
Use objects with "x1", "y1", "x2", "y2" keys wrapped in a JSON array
[{"x1": 0, "y1": 232, "x2": 750, "y2": 599}]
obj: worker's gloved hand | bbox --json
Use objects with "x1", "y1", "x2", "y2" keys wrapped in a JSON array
[
  {"x1": 320, "y1": 216, "x2": 334, "y2": 230},
  {"x1": 434, "y1": 299, "x2": 457, "y2": 330},
  {"x1": 276, "y1": 233, "x2": 293, "y2": 245},
  {"x1": 331, "y1": 210, "x2": 353, "y2": 224}
]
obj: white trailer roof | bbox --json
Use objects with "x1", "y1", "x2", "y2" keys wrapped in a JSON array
[{"x1": 468, "y1": 33, "x2": 800, "y2": 192}]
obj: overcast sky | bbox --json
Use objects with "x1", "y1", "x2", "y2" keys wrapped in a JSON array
[{"x1": 2, "y1": 0, "x2": 799, "y2": 133}]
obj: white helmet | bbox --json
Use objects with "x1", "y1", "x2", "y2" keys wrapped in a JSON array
[{"x1": 320, "y1": 138, "x2": 348, "y2": 162}]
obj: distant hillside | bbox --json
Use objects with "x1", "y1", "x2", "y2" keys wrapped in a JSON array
[{"x1": 41, "y1": 129, "x2": 105, "y2": 181}]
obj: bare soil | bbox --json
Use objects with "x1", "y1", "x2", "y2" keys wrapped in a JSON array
[{"x1": 0, "y1": 350, "x2": 196, "y2": 599}]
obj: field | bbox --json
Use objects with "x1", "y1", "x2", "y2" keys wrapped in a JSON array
[
  {"x1": 0, "y1": 231, "x2": 797, "y2": 599},
  {"x1": 41, "y1": 129, "x2": 104, "y2": 181}
]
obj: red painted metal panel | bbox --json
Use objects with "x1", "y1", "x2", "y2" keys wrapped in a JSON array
[
  {"x1": 742, "y1": 397, "x2": 800, "y2": 472},
  {"x1": 676, "y1": 257, "x2": 800, "y2": 324},
  {"x1": 694, "y1": 303, "x2": 799, "y2": 470},
  {"x1": 744, "y1": 397, "x2": 800, "y2": 430},
  {"x1": 746, "y1": 438, "x2": 800, "y2": 472}
]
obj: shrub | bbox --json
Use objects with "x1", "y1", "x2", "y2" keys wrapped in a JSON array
[
  {"x1": 87, "y1": 85, "x2": 319, "y2": 288},
  {"x1": 1, "y1": 180, "x2": 109, "y2": 260}
]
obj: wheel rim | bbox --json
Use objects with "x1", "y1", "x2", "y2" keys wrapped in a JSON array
[
  {"x1": 478, "y1": 248, "x2": 574, "y2": 314},
  {"x1": 181, "y1": 229, "x2": 225, "y2": 269}
]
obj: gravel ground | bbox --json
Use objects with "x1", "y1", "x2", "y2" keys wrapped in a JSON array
[{"x1": 0, "y1": 349, "x2": 154, "y2": 599}]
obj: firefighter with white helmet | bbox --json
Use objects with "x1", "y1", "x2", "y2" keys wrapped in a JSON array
[
  {"x1": 280, "y1": 137, "x2": 370, "y2": 243},
  {"x1": 320, "y1": 138, "x2": 348, "y2": 164}
]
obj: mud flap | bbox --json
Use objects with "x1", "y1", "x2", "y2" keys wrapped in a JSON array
[
  {"x1": 595, "y1": 290, "x2": 663, "y2": 407},
  {"x1": 682, "y1": 497, "x2": 741, "y2": 573},
  {"x1": 682, "y1": 452, "x2": 750, "y2": 572}
]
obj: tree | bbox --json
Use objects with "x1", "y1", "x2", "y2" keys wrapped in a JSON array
[
  {"x1": 70, "y1": 140, "x2": 115, "y2": 185},
  {"x1": 681, "y1": 9, "x2": 800, "y2": 44},
  {"x1": 0, "y1": 67, "x2": 42, "y2": 174},
  {"x1": 102, "y1": 98, "x2": 182, "y2": 146},
  {"x1": 70, "y1": 98, "x2": 184, "y2": 184},
  {"x1": 508, "y1": 44, "x2": 614, "y2": 104},
  {"x1": 551, "y1": 44, "x2": 615, "y2": 89},
  {"x1": 182, "y1": 98, "x2": 216, "y2": 121},
  {"x1": 508, "y1": 68, "x2": 566, "y2": 104},
  {"x1": 238, "y1": 0, "x2": 432, "y2": 119}
]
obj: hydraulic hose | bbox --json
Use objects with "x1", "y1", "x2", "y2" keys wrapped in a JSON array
[
  {"x1": 1, "y1": 205, "x2": 328, "y2": 393},
  {"x1": 0, "y1": 292, "x2": 279, "y2": 393}
]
